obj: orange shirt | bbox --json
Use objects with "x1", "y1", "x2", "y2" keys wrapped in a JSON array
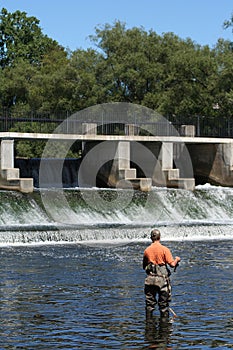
[{"x1": 143, "y1": 241, "x2": 174, "y2": 269}]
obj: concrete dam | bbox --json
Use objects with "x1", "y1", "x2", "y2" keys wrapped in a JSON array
[{"x1": 1, "y1": 122, "x2": 233, "y2": 192}]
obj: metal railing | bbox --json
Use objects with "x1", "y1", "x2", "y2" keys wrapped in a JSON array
[{"x1": 0, "y1": 109, "x2": 232, "y2": 138}]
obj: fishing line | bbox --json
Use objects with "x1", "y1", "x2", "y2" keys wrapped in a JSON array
[{"x1": 114, "y1": 252, "x2": 125, "y2": 262}]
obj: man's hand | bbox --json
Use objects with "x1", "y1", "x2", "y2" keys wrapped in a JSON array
[
  {"x1": 170, "y1": 256, "x2": 180, "y2": 268},
  {"x1": 174, "y1": 256, "x2": 181, "y2": 272}
]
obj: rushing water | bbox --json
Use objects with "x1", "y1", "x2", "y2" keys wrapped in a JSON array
[
  {"x1": 0, "y1": 185, "x2": 233, "y2": 348},
  {"x1": 0, "y1": 185, "x2": 233, "y2": 243}
]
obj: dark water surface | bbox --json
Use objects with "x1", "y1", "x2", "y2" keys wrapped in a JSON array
[{"x1": 0, "y1": 239, "x2": 233, "y2": 349}]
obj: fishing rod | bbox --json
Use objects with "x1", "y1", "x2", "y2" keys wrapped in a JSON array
[{"x1": 169, "y1": 307, "x2": 177, "y2": 318}]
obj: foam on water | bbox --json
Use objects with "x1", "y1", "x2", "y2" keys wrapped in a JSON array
[
  {"x1": 0, "y1": 224, "x2": 232, "y2": 247},
  {"x1": 0, "y1": 187, "x2": 233, "y2": 244}
]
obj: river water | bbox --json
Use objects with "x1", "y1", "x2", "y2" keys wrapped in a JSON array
[{"x1": 0, "y1": 186, "x2": 233, "y2": 349}]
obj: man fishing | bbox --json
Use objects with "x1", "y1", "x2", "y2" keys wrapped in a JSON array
[{"x1": 143, "y1": 228, "x2": 180, "y2": 320}]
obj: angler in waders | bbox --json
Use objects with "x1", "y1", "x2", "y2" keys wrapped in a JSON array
[{"x1": 143, "y1": 229, "x2": 180, "y2": 320}]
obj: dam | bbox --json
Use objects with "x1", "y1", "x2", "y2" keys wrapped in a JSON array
[
  {"x1": 1, "y1": 124, "x2": 233, "y2": 192},
  {"x1": 1, "y1": 102, "x2": 233, "y2": 192}
]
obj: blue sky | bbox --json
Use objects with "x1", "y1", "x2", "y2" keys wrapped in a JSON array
[{"x1": 0, "y1": 0, "x2": 232, "y2": 50}]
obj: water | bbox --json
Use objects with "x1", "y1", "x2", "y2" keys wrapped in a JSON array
[
  {"x1": 0, "y1": 241, "x2": 232, "y2": 349},
  {"x1": 0, "y1": 185, "x2": 233, "y2": 243},
  {"x1": 0, "y1": 185, "x2": 233, "y2": 348}
]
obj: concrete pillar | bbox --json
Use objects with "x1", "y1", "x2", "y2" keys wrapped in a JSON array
[
  {"x1": 82, "y1": 123, "x2": 97, "y2": 135},
  {"x1": 113, "y1": 141, "x2": 152, "y2": 191},
  {"x1": 139, "y1": 178, "x2": 152, "y2": 192},
  {"x1": 161, "y1": 142, "x2": 173, "y2": 169},
  {"x1": 20, "y1": 178, "x2": 34, "y2": 193},
  {"x1": 109, "y1": 141, "x2": 133, "y2": 185},
  {"x1": 125, "y1": 124, "x2": 139, "y2": 136},
  {"x1": 223, "y1": 143, "x2": 233, "y2": 168},
  {"x1": 180, "y1": 125, "x2": 195, "y2": 137},
  {"x1": 82, "y1": 123, "x2": 97, "y2": 153},
  {"x1": 0, "y1": 139, "x2": 34, "y2": 193},
  {"x1": 117, "y1": 141, "x2": 130, "y2": 169},
  {"x1": 0, "y1": 139, "x2": 14, "y2": 169}
]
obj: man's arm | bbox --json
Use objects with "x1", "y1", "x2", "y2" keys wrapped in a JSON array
[{"x1": 169, "y1": 256, "x2": 181, "y2": 268}]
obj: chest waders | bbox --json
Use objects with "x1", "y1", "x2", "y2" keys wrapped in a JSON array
[{"x1": 144, "y1": 264, "x2": 171, "y2": 319}]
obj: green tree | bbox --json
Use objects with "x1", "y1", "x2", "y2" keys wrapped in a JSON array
[
  {"x1": 223, "y1": 12, "x2": 233, "y2": 35},
  {"x1": 158, "y1": 37, "x2": 216, "y2": 118},
  {"x1": 28, "y1": 47, "x2": 73, "y2": 111},
  {"x1": 90, "y1": 22, "x2": 154, "y2": 104},
  {"x1": 90, "y1": 22, "x2": 217, "y2": 120},
  {"x1": 0, "y1": 59, "x2": 36, "y2": 108},
  {"x1": 211, "y1": 39, "x2": 233, "y2": 124},
  {"x1": 0, "y1": 8, "x2": 67, "y2": 111},
  {"x1": 69, "y1": 48, "x2": 106, "y2": 110},
  {"x1": 0, "y1": 11, "x2": 232, "y2": 152},
  {"x1": 0, "y1": 8, "x2": 60, "y2": 68}
]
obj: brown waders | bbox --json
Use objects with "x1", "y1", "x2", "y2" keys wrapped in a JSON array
[{"x1": 144, "y1": 264, "x2": 171, "y2": 319}]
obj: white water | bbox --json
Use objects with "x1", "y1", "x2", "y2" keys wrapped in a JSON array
[{"x1": 0, "y1": 185, "x2": 233, "y2": 244}]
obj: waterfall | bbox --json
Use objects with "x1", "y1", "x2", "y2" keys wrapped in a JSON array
[{"x1": 0, "y1": 185, "x2": 232, "y2": 244}]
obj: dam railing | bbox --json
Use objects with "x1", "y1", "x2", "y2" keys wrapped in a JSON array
[{"x1": 0, "y1": 108, "x2": 232, "y2": 138}]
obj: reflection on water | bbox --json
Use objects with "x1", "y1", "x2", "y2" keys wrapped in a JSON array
[
  {"x1": 145, "y1": 316, "x2": 173, "y2": 349},
  {"x1": 0, "y1": 240, "x2": 233, "y2": 349}
]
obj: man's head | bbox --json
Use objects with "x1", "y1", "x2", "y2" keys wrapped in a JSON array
[{"x1": 150, "y1": 229, "x2": 160, "y2": 242}]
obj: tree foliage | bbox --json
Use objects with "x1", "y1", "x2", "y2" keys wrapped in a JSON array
[
  {"x1": 0, "y1": 8, "x2": 60, "y2": 68},
  {"x1": 0, "y1": 9, "x2": 233, "y2": 157}
]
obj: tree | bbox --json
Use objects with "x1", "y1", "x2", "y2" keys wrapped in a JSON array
[
  {"x1": 223, "y1": 13, "x2": 233, "y2": 34},
  {"x1": 0, "y1": 8, "x2": 67, "y2": 110},
  {"x1": 212, "y1": 39, "x2": 233, "y2": 123},
  {"x1": 69, "y1": 48, "x2": 107, "y2": 110},
  {"x1": 27, "y1": 47, "x2": 73, "y2": 111},
  {"x1": 90, "y1": 22, "x2": 154, "y2": 104},
  {"x1": 90, "y1": 22, "x2": 218, "y2": 120},
  {"x1": 0, "y1": 8, "x2": 62, "y2": 68},
  {"x1": 0, "y1": 59, "x2": 36, "y2": 108},
  {"x1": 0, "y1": 11, "x2": 232, "y2": 150}
]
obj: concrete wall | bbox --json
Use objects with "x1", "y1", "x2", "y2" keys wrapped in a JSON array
[
  {"x1": 100, "y1": 138, "x2": 233, "y2": 189},
  {"x1": 81, "y1": 139, "x2": 196, "y2": 190},
  {"x1": 81, "y1": 140, "x2": 152, "y2": 190},
  {"x1": 187, "y1": 143, "x2": 233, "y2": 186}
]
